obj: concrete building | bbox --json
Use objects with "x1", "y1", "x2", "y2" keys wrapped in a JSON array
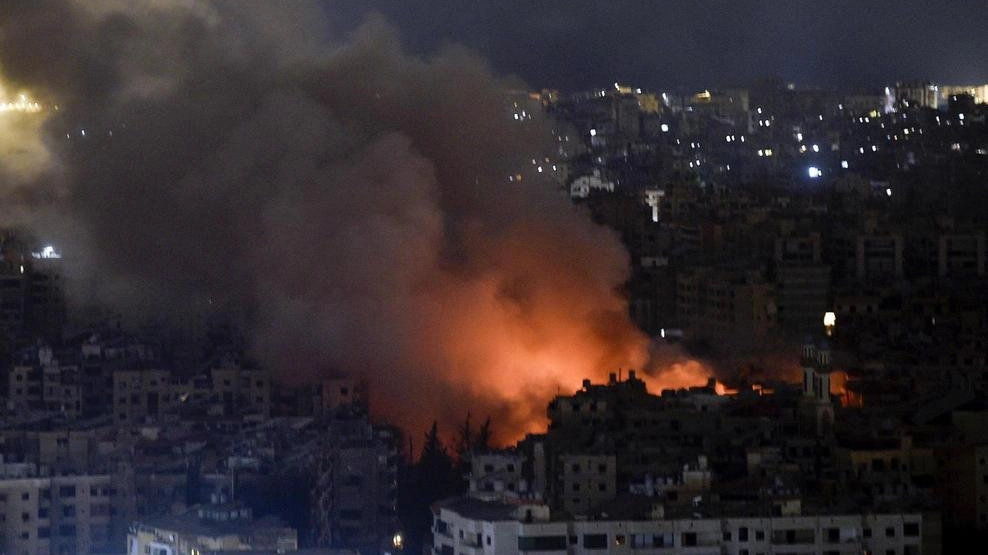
[
  {"x1": 127, "y1": 501, "x2": 297, "y2": 555},
  {"x1": 8, "y1": 364, "x2": 42, "y2": 410},
  {"x1": 895, "y1": 80, "x2": 940, "y2": 110},
  {"x1": 937, "y1": 233, "x2": 985, "y2": 278},
  {"x1": 939, "y1": 84, "x2": 988, "y2": 106},
  {"x1": 0, "y1": 467, "x2": 117, "y2": 555},
  {"x1": 676, "y1": 266, "x2": 776, "y2": 340},
  {"x1": 557, "y1": 454, "x2": 617, "y2": 516},
  {"x1": 470, "y1": 451, "x2": 528, "y2": 501},
  {"x1": 937, "y1": 444, "x2": 988, "y2": 534},
  {"x1": 798, "y1": 338, "x2": 835, "y2": 437},
  {"x1": 570, "y1": 171, "x2": 615, "y2": 199},
  {"x1": 113, "y1": 369, "x2": 176, "y2": 424},
  {"x1": 210, "y1": 365, "x2": 270, "y2": 418},
  {"x1": 775, "y1": 234, "x2": 830, "y2": 334},
  {"x1": 308, "y1": 420, "x2": 400, "y2": 554},
  {"x1": 433, "y1": 496, "x2": 927, "y2": 555},
  {"x1": 856, "y1": 235, "x2": 904, "y2": 282},
  {"x1": 319, "y1": 378, "x2": 365, "y2": 414}
]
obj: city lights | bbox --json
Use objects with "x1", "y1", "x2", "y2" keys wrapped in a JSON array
[
  {"x1": 0, "y1": 92, "x2": 42, "y2": 114},
  {"x1": 2, "y1": 4, "x2": 987, "y2": 553}
]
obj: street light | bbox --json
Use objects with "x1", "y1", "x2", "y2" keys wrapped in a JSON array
[{"x1": 823, "y1": 311, "x2": 837, "y2": 336}]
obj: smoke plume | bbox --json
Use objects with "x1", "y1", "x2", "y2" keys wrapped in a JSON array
[{"x1": 0, "y1": 1, "x2": 710, "y2": 442}]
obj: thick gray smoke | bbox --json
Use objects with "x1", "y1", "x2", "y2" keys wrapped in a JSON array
[{"x1": 0, "y1": 1, "x2": 694, "y2": 440}]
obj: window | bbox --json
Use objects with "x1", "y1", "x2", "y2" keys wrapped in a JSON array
[
  {"x1": 58, "y1": 524, "x2": 75, "y2": 536},
  {"x1": 583, "y1": 534, "x2": 608, "y2": 549},
  {"x1": 614, "y1": 535, "x2": 625, "y2": 546},
  {"x1": 682, "y1": 532, "x2": 697, "y2": 546},
  {"x1": 598, "y1": 483, "x2": 607, "y2": 492},
  {"x1": 38, "y1": 507, "x2": 48, "y2": 519},
  {"x1": 827, "y1": 528, "x2": 840, "y2": 542},
  {"x1": 723, "y1": 531, "x2": 732, "y2": 541},
  {"x1": 885, "y1": 527, "x2": 895, "y2": 538},
  {"x1": 864, "y1": 528, "x2": 872, "y2": 538},
  {"x1": 571, "y1": 463, "x2": 581, "y2": 473},
  {"x1": 21, "y1": 512, "x2": 30, "y2": 522},
  {"x1": 518, "y1": 536, "x2": 568, "y2": 551},
  {"x1": 62, "y1": 505, "x2": 76, "y2": 517},
  {"x1": 21, "y1": 492, "x2": 29, "y2": 501},
  {"x1": 38, "y1": 527, "x2": 50, "y2": 539},
  {"x1": 755, "y1": 530, "x2": 765, "y2": 540},
  {"x1": 59, "y1": 485, "x2": 76, "y2": 497},
  {"x1": 903, "y1": 522, "x2": 919, "y2": 537},
  {"x1": 739, "y1": 527, "x2": 749, "y2": 542},
  {"x1": 598, "y1": 463, "x2": 607, "y2": 472}
]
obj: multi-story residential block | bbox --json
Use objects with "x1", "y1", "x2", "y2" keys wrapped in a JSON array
[
  {"x1": 856, "y1": 234, "x2": 904, "y2": 283},
  {"x1": 210, "y1": 364, "x2": 270, "y2": 418},
  {"x1": 127, "y1": 500, "x2": 297, "y2": 555},
  {"x1": 676, "y1": 265, "x2": 776, "y2": 340},
  {"x1": 433, "y1": 497, "x2": 930, "y2": 555},
  {"x1": 937, "y1": 233, "x2": 985, "y2": 278},
  {"x1": 470, "y1": 451, "x2": 527, "y2": 501},
  {"x1": 113, "y1": 369, "x2": 175, "y2": 424},
  {"x1": 556, "y1": 454, "x2": 617, "y2": 516},
  {"x1": 0, "y1": 466, "x2": 119, "y2": 555}
]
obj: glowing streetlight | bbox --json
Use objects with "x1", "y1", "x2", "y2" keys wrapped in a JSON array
[{"x1": 823, "y1": 311, "x2": 837, "y2": 336}]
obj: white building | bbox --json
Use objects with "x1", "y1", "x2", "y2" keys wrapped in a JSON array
[
  {"x1": 127, "y1": 501, "x2": 296, "y2": 555},
  {"x1": 433, "y1": 496, "x2": 926, "y2": 555},
  {"x1": 570, "y1": 171, "x2": 615, "y2": 199}
]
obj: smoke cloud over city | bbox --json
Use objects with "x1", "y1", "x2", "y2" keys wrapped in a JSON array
[{"x1": 0, "y1": 0, "x2": 710, "y2": 441}]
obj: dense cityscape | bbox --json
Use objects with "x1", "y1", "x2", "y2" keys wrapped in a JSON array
[{"x1": 1, "y1": 2, "x2": 987, "y2": 555}]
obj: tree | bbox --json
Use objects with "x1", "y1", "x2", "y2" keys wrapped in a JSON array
[
  {"x1": 397, "y1": 421, "x2": 465, "y2": 555},
  {"x1": 475, "y1": 417, "x2": 492, "y2": 451}
]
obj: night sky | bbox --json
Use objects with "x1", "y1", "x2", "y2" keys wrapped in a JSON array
[{"x1": 326, "y1": 0, "x2": 988, "y2": 91}]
